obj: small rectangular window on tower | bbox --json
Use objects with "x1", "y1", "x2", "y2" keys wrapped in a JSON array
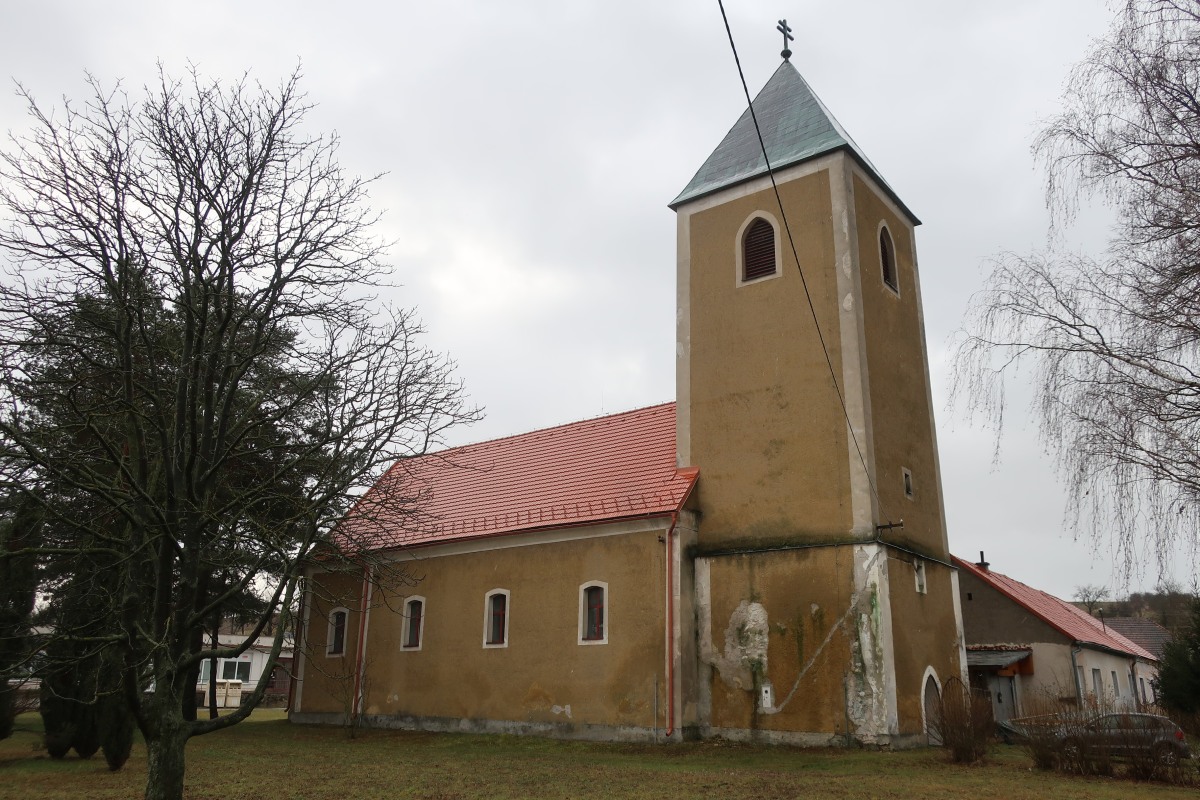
[
  {"x1": 902, "y1": 467, "x2": 914, "y2": 499},
  {"x1": 914, "y1": 560, "x2": 927, "y2": 595}
]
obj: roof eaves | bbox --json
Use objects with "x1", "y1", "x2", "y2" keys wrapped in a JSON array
[{"x1": 668, "y1": 143, "x2": 921, "y2": 225}]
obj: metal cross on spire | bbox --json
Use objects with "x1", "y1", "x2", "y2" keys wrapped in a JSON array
[{"x1": 777, "y1": 19, "x2": 794, "y2": 60}]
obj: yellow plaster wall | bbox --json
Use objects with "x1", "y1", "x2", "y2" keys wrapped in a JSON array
[
  {"x1": 702, "y1": 548, "x2": 858, "y2": 735},
  {"x1": 852, "y1": 174, "x2": 948, "y2": 558},
  {"x1": 884, "y1": 557, "x2": 964, "y2": 735},
  {"x1": 300, "y1": 527, "x2": 672, "y2": 730},
  {"x1": 686, "y1": 170, "x2": 853, "y2": 547},
  {"x1": 296, "y1": 569, "x2": 366, "y2": 717}
]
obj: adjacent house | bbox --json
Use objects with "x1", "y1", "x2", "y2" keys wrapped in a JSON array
[
  {"x1": 954, "y1": 554, "x2": 1157, "y2": 724},
  {"x1": 291, "y1": 51, "x2": 966, "y2": 747},
  {"x1": 196, "y1": 620, "x2": 294, "y2": 708}
]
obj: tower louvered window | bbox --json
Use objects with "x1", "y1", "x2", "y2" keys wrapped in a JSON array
[
  {"x1": 880, "y1": 226, "x2": 898, "y2": 292},
  {"x1": 742, "y1": 218, "x2": 776, "y2": 281}
]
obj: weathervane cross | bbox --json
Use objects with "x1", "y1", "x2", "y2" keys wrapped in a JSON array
[{"x1": 777, "y1": 19, "x2": 794, "y2": 60}]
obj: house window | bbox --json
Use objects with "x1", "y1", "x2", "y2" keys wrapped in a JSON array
[
  {"x1": 1091, "y1": 668, "x2": 1102, "y2": 697},
  {"x1": 741, "y1": 217, "x2": 777, "y2": 282},
  {"x1": 902, "y1": 467, "x2": 914, "y2": 499},
  {"x1": 199, "y1": 661, "x2": 211, "y2": 683},
  {"x1": 221, "y1": 660, "x2": 251, "y2": 682},
  {"x1": 914, "y1": 561, "x2": 927, "y2": 595},
  {"x1": 402, "y1": 597, "x2": 424, "y2": 650},
  {"x1": 484, "y1": 590, "x2": 509, "y2": 648},
  {"x1": 879, "y1": 225, "x2": 898, "y2": 293},
  {"x1": 1111, "y1": 670, "x2": 1120, "y2": 697},
  {"x1": 579, "y1": 581, "x2": 608, "y2": 645},
  {"x1": 327, "y1": 607, "x2": 349, "y2": 656}
]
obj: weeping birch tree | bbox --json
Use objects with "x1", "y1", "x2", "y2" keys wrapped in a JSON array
[
  {"x1": 953, "y1": 0, "x2": 1200, "y2": 578},
  {"x1": 0, "y1": 69, "x2": 475, "y2": 800}
]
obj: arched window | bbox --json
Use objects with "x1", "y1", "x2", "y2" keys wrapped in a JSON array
[
  {"x1": 402, "y1": 596, "x2": 424, "y2": 650},
  {"x1": 327, "y1": 607, "x2": 348, "y2": 656},
  {"x1": 579, "y1": 581, "x2": 608, "y2": 644},
  {"x1": 879, "y1": 225, "x2": 898, "y2": 292},
  {"x1": 483, "y1": 589, "x2": 509, "y2": 648},
  {"x1": 742, "y1": 217, "x2": 777, "y2": 281}
]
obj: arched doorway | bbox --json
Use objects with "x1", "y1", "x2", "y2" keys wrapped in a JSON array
[{"x1": 923, "y1": 673, "x2": 942, "y2": 745}]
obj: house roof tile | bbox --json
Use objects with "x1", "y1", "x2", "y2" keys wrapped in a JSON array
[
  {"x1": 336, "y1": 403, "x2": 696, "y2": 553},
  {"x1": 952, "y1": 556, "x2": 1155, "y2": 661},
  {"x1": 1103, "y1": 617, "x2": 1173, "y2": 661}
]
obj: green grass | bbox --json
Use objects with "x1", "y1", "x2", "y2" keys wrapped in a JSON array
[{"x1": 1, "y1": 711, "x2": 1197, "y2": 800}]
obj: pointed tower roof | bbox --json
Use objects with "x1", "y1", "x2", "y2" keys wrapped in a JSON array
[{"x1": 670, "y1": 61, "x2": 918, "y2": 223}]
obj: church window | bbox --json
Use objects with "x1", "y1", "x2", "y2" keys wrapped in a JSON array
[
  {"x1": 579, "y1": 582, "x2": 608, "y2": 644},
  {"x1": 402, "y1": 597, "x2": 424, "y2": 650},
  {"x1": 484, "y1": 589, "x2": 509, "y2": 648},
  {"x1": 902, "y1": 467, "x2": 914, "y2": 499},
  {"x1": 327, "y1": 607, "x2": 348, "y2": 656},
  {"x1": 914, "y1": 561, "x2": 927, "y2": 595},
  {"x1": 879, "y1": 225, "x2": 899, "y2": 293},
  {"x1": 742, "y1": 217, "x2": 777, "y2": 281}
]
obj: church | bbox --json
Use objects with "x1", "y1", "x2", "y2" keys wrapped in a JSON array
[{"x1": 289, "y1": 49, "x2": 967, "y2": 747}]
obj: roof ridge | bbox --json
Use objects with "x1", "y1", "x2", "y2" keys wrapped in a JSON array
[{"x1": 431, "y1": 401, "x2": 676, "y2": 455}]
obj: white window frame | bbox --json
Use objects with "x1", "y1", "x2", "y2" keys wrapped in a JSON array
[
  {"x1": 483, "y1": 589, "x2": 510, "y2": 649},
  {"x1": 326, "y1": 606, "x2": 349, "y2": 657},
  {"x1": 402, "y1": 595, "x2": 425, "y2": 651},
  {"x1": 578, "y1": 581, "x2": 609, "y2": 646},
  {"x1": 914, "y1": 560, "x2": 927, "y2": 595},
  {"x1": 734, "y1": 210, "x2": 783, "y2": 287}
]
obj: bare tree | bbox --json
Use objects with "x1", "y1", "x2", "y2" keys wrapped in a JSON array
[
  {"x1": 953, "y1": 0, "x2": 1200, "y2": 579},
  {"x1": 0, "y1": 68, "x2": 476, "y2": 800},
  {"x1": 1074, "y1": 584, "x2": 1111, "y2": 615}
]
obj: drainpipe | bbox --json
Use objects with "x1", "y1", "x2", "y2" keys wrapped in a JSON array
[
  {"x1": 664, "y1": 511, "x2": 679, "y2": 739},
  {"x1": 1069, "y1": 644, "x2": 1083, "y2": 705},
  {"x1": 351, "y1": 566, "x2": 372, "y2": 722},
  {"x1": 287, "y1": 584, "x2": 306, "y2": 713}
]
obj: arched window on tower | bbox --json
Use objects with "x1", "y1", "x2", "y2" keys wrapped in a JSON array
[
  {"x1": 879, "y1": 225, "x2": 898, "y2": 292},
  {"x1": 742, "y1": 217, "x2": 777, "y2": 281}
]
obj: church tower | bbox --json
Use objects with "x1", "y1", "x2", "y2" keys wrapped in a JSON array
[{"x1": 671, "y1": 57, "x2": 965, "y2": 745}]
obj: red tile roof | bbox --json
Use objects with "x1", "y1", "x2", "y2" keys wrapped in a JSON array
[
  {"x1": 336, "y1": 403, "x2": 696, "y2": 553},
  {"x1": 953, "y1": 556, "x2": 1155, "y2": 661}
]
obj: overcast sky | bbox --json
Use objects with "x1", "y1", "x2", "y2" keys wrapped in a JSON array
[{"x1": 2, "y1": 1, "x2": 1193, "y2": 598}]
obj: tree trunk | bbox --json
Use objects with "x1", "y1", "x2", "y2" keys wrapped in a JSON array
[{"x1": 143, "y1": 718, "x2": 189, "y2": 800}]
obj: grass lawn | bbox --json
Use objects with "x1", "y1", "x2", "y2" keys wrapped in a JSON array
[{"x1": 1, "y1": 711, "x2": 1197, "y2": 800}]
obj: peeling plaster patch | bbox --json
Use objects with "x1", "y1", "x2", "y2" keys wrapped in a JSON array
[
  {"x1": 551, "y1": 704, "x2": 572, "y2": 719},
  {"x1": 845, "y1": 546, "x2": 893, "y2": 743},
  {"x1": 841, "y1": 253, "x2": 852, "y2": 278},
  {"x1": 702, "y1": 600, "x2": 769, "y2": 690},
  {"x1": 842, "y1": 293, "x2": 854, "y2": 312}
]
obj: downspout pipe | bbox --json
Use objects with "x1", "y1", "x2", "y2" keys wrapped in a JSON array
[
  {"x1": 664, "y1": 510, "x2": 679, "y2": 739},
  {"x1": 663, "y1": 469, "x2": 698, "y2": 740},
  {"x1": 351, "y1": 566, "x2": 372, "y2": 723},
  {"x1": 1069, "y1": 643, "x2": 1083, "y2": 705},
  {"x1": 287, "y1": 582, "x2": 306, "y2": 713}
]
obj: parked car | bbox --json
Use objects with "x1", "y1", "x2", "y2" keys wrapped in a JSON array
[{"x1": 1057, "y1": 713, "x2": 1191, "y2": 766}]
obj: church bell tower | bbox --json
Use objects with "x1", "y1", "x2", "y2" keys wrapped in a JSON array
[{"x1": 671, "y1": 48, "x2": 966, "y2": 745}]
